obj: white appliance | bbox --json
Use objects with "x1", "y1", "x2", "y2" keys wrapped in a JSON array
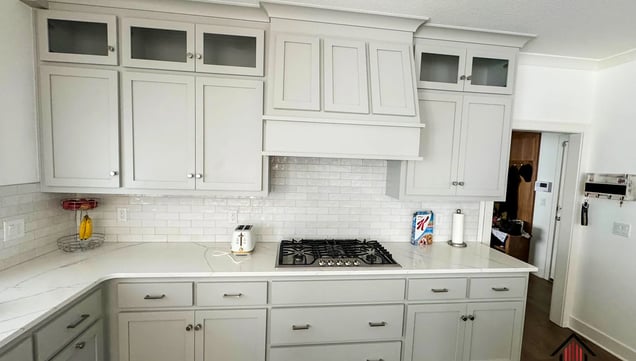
[{"x1": 231, "y1": 225, "x2": 255, "y2": 254}]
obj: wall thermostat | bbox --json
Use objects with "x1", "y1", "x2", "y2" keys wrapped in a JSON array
[{"x1": 535, "y1": 181, "x2": 552, "y2": 192}]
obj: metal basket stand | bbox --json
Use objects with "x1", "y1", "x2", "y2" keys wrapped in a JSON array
[{"x1": 57, "y1": 233, "x2": 105, "y2": 253}]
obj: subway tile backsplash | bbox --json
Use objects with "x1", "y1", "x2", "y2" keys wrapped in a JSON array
[
  {"x1": 0, "y1": 183, "x2": 74, "y2": 271},
  {"x1": 87, "y1": 157, "x2": 481, "y2": 243}
]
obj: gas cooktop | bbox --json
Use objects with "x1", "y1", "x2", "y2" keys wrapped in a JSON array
[{"x1": 277, "y1": 239, "x2": 400, "y2": 267}]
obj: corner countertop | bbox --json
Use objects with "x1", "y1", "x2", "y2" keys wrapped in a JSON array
[{"x1": 0, "y1": 241, "x2": 536, "y2": 349}]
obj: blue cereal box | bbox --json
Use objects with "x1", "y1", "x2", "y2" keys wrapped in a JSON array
[{"x1": 411, "y1": 211, "x2": 434, "y2": 245}]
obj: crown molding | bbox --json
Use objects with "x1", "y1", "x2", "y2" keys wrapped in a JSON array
[{"x1": 415, "y1": 23, "x2": 535, "y2": 49}]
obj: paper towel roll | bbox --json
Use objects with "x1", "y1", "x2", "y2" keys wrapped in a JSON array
[{"x1": 451, "y1": 210, "x2": 464, "y2": 245}]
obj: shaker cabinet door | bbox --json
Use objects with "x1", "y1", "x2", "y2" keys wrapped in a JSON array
[
  {"x1": 415, "y1": 42, "x2": 466, "y2": 92},
  {"x1": 463, "y1": 302, "x2": 524, "y2": 361},
  {"x1": 405, "y1": 91, "x2": 462, "y2": 196},
  {"x1": 323, "y1": 38, "x2": 369, "y2": 114},
  {"x1": 194, "y1": 309, "x2": 266, "y2": 361},
  {"x1": 464, "y1": 46, "x2": 517, "y2": 95},
  {"x1": 195, "y1": 24, "x2": 264, "y2": 76},
  {"x1": 196, "y1": 77, "x2": 264, "y2": 191},
  {"x1": 39, "y1": 66, "x2": 120, "y2": 188},
  {"x1": 456, "y1": 95, "x2": 511, "y2": 198},
  {"x1": 122, "y1": 72, "x2": 196, "y2": 189},
  {"x1": 368, "y1": 42, "x2": 416, "y2": 116},
  {"x1": 404, "y1": 304, "x2": 466, "y2": 361},
  {"x1": 272, "y1": 34, "x2": 320, "y2": 111}
]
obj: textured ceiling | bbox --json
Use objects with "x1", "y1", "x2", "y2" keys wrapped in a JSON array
[{"x1": 216, "y1": 0, "x2": 636, "y2": 59}]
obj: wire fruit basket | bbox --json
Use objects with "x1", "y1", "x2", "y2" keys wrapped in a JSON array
[{"x1": 57, "y1": 198, "x2": 104, "y2": 253}]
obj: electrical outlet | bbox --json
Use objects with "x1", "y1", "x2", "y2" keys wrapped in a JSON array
[
  {"x1": 612, "y1": 222, "x2": 631, "y2": 238},
  {"x1": 3, "y1": 219, "x2": 25, "y2": 242},
  {"x1": 228, "y1": 211, "x2": 238, "y2": 224},
  {"x1": 117, "y1": 208, "x2": 128, "y2": 223}
]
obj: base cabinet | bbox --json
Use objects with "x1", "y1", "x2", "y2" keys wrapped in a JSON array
[
  {"x1": 405, "y1": 302, "x2": 524, "y2": 361},
  {"x1": 118, "y1": 310, "x2": 266, "y2": 361},
  {"x1": 270, "y1": 341, "x2": 402, "y2": 361},
  {"x1": 0, "y1": 338, "x2": 33, "y2": 361},
  {"x1": 50, "y1": 320, "x2": 104, "y2": 361}
]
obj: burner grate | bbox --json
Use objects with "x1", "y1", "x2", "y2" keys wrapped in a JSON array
[{"x1": 277, "y1": 239, "x2": 399, "y2": 267}]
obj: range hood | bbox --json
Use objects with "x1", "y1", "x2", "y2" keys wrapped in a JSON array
[{"x1": 261, "y1": 1, "x2": 427, "y2": 160}]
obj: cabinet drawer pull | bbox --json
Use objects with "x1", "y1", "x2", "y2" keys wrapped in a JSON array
[
  {"x1": 368, "y1": 321, "x2": 387, "y2": 327},
  {"x1": 491, "y1": 287, "x2": 509, "y2": 292},
  {"x1": 144, "y1": 294, "x2": 166, "y2": 300},
  {"x1": 431, "y1": 288, "x2": 449, "y2": 293},
  {"x1": 222, "y1": 293, "x2": 243, "y2": 298},
  {"x1": 66, "y1": 314, "x2": 90, "y2": 329},
  {"x1": 366, "y1": 359, "x2": 384, "y2": 361},
  {"x1": 292, "y1": 324, "x2": 310, "y2": 331}
]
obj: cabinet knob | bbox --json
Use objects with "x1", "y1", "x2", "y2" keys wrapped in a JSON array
[
  {"x1": 187, "y1": 52, "x2": 194, "y2": 59},
  {"x1": 466, "y1": 75, "x2": 472, "y2": 81},
  {"x1": 452, "y1": 181, "x2": 458, "y2": 186},
  {"x1": 459, "y1": 75, "x2": 466, "y2": 80},
  {"x1": 196, "y1": 53, "x2": 203, "y2": 60},
  {"x1": 194, "y1": 323, "x2": 202, "y2": 331},
  {"x1": 187, "y1": 173, "x2": 195, "y2": 179},
  {"x1": 460, "y1": 315, "x2": 468, "y2": 322},
  {"x1": 468, "y1": 314, "x2": 475, "y2": 321},
  {"x1": 75, "y1": 341, "x2": 86, "y2": 350},
  {"x1": 458, "y1": 181, "x2": 465, "y2": 186},
  {"x1": 108, "y1": 45, "x2": 115, "y2": 52},
  {"x1": 195, "y1": 173, "x2": 203, "y2": 179},
  {"x1": 186, "y1": 324, "x2": 193, "y2": 331},
  {"x1": 110, "y1": 171, "x2": 118, "y2": 176}
]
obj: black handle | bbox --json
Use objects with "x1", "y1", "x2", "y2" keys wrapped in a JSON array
[
  {"x1": 431, "y1": 288, "x2": 449, "y2": 293},
  {"x1": 368, "y1": 321, "x2": 387, "y2": 327},
  {"x1": 492, "y1": 287, "x2": 509, "y2": 292},
  {"x1": 581, "y1": 201, "x2": 589, "y2": 226},
  {"x1": 66, "y1": 314, "x2": 90, "y2": 329},
  {"x1": 144, "y1": 294, "x2": 166, "y2": 300}
]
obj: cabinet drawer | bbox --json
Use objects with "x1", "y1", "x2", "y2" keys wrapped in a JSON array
[
  {"x1": 271, "y1": 279, "x2": 405, "y2": 305},
  {"x1": 196, "y1": 282, "x2": 267, "y2": 306},
  {"x1": 50, "y1": 319, "x2": 103, "y2": 361},
  {"x1": 118, "y1": 282, "x2": 193, "y2": 308},
  {"x1": 469, "y1": 277, "x2": 526, "y2": 299},
  {"x1": 34, "y1": 289, "x2": 102, "y2": 361},
  {"x1": 270, "y1": 305, "x2": 403, "y2": 345},
  {"x1": 408, "y1": 278, "x2": 467, "y2": 300},
  {"x1": 270, "y1": 341, "x2": 402, "y2": 361}
]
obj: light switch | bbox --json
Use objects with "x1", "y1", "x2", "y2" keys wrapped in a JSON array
[
  {"x1": 612, "y1": 222, "x2": 631, "y2": 238},
  {"x1": 3, "y1": 219, "x2": 25, "y2": 242}
]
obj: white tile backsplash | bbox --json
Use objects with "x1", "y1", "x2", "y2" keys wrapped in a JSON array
[
  {"x1": 87, "y1": 157, "x2": 481, "y2": 243},
  {"x1": 0, "y1": 183, "x2": 75, "y2": 270}
]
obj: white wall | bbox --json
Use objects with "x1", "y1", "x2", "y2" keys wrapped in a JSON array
[
  {"x1": 0, "y1": 1, "x2": 39, "y2": 185},
  {"x1": 86, "y1": 157, "x2": 481, "y2": 243},
  {"x1": 568, "y1": 58, "x2": 636, "y2": 359}
]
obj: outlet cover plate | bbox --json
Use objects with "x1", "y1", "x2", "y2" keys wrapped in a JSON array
[
  {"x1": 3, "y1": 219, "x2": 25, "y2": 242},
  {"x1": 612, "y1": 222, "x2": 631, "y2": 238}
]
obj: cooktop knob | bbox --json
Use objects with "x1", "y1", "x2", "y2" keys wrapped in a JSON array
[
  {"x1": 327, "y1": 260, "x2": 334, "y2": 266},
  {"x1": 344, "y1": 260, "x2": 352, "y2": 266},
  {"x1": 353, "y1": 260, "x2": 360, "y2": 266},
  {"x1": 336, "y1": 260, "x2": 343, "y2": 266},
  {"x1": 318, "y1": 259, "x2": 326, "y2": 266}
]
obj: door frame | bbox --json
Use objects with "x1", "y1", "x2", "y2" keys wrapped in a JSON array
[{"x1": 480, "y1": 121, "x2": 588, "y2": 327}]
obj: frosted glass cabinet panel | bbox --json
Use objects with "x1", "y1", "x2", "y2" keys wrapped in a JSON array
[
  {"x1": 196, "y1": 25, "x2": 264, "y2": 76},
  {"x1": 38, "y1": 10, "x2": 117, "y2": 65}
]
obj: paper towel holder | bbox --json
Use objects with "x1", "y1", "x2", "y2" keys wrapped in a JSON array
[{"x1": 448, "y1": 209, "x2": 468, "y2": 248}]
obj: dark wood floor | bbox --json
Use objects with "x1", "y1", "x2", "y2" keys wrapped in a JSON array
[{"x1": 521, "y1": 275, "x2": 620, "y2": 361}]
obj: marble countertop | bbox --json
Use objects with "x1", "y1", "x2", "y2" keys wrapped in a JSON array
[{"x1": 0, "y1": 241, "x2": 536, "y2": 349}]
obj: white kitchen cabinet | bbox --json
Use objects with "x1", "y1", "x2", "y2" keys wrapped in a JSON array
[
  {"x1": 415, "y1": 39, "x2": 517, "y2": 95},
  {"x1": 195, "y1": 309, "x2": 266, "y2": 361},
  {"x1": 323, "y1": 38, "x2": 369, "y2": 114},
  {"x1": 404, "y1": 303, "x2": 466, "y2": 361},
  {"x1": 0, "y1": 338, "x2": 33, "y2": 361},
  {"x1": 463, "y1": 302, "x2": 524, "y2": 361},
  {"x1": 270, "y1": 342, "x2": 402, "y2": 361},
  {"x1": 122, "y1": 72, "x2": 196, "y2": 190},
  {"x1": 122, "y1": 19, "x2": 264, "y2": 76},
  {"x1": 50, "y1": 320, "x2": 103, "y2": 361},
  {"x1": 123, "y1": 72, "x2": 265, "y2": 192},
  {"x1": 119, "y1": 311, "x2": 195, "y2": 361},
  {"x1": 369, "y1": 42, "x2": 416, "y2": 116},
  {"x1": 272, "y1": 34, "x2": 320, "y2": 111},
  {"x1": 37, "y1": 10, "x2": 117, "y2": 65},
  {"x1": 39, "y1": 66, "x2": 120, "y2": 188},
  {"x1": 388, "y1": 91, "x2": 511, "y2": 199},
  {"x1": 196, "y1": 77, "x2": 263, "y2": 191}
]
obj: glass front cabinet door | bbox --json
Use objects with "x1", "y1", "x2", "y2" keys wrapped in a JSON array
[
  {"x1": 122, "y1": 19, "x2": 263, "y2": 76},
  {"x1": 37, "y1": 10, "x2": 118, "y2": 65},
  {"x1": 415, "y1": 40, "x2": 516, "y2": 95}
]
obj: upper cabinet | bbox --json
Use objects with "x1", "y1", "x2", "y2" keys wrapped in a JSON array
[
  {"x1": 37, "y1": 10, "x2": 118, "y2": 65},
  {"x1": 414, "y1": 25, "x2": 535, "y2": 95},
  {"x1": 122, "y1": 18, "x2": 264, "y2": 76}
]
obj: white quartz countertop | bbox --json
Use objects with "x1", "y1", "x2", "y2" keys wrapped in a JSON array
[{"x1": 0, "y1": 241, "x2": 536, "y2": 349}]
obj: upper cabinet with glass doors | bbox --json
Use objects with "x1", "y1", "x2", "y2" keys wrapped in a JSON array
[
  {"x1": 122, "y1": 18, "x2": 264, "y2": 76},
  {"x1": 37, "y1": 10, "x2": 118, "y2": 65},
  {"x1": 415, "y1": 39, "x2": 517, "y2": 95}
]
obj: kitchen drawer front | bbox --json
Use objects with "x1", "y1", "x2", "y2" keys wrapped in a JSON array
[
  {"x1": 270, "y1": 341, "x2": 402, "y2": 361},
  {"x1": 118, "y1": 282, "x2": 193, "y2": 308},
  {"x1": 469, "y1": 277, "x2": 526, "y2": 299},
  {"x1": 196, "y1": 282, "x2": 267, "y2": 306},
  {"x1": 270, "y1": 304, "x2": 404, "y2": 345},
  {"x1": 271, "y1": 279, "x2": 405, "y2": 305},
  {"x1": 34, "y1": 289, "x2": 102, "y2": 361},
  {"x1": 408, "y1": 278, "x2": 468, "y2": 301}
]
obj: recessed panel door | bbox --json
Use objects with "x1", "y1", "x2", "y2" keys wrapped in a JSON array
[
  {"x1": 195, "y1": 25, "x2": 264, "y2": 76},
  {"x1": 195, "y1": 309, "x2": 266, "y2": 361}
]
